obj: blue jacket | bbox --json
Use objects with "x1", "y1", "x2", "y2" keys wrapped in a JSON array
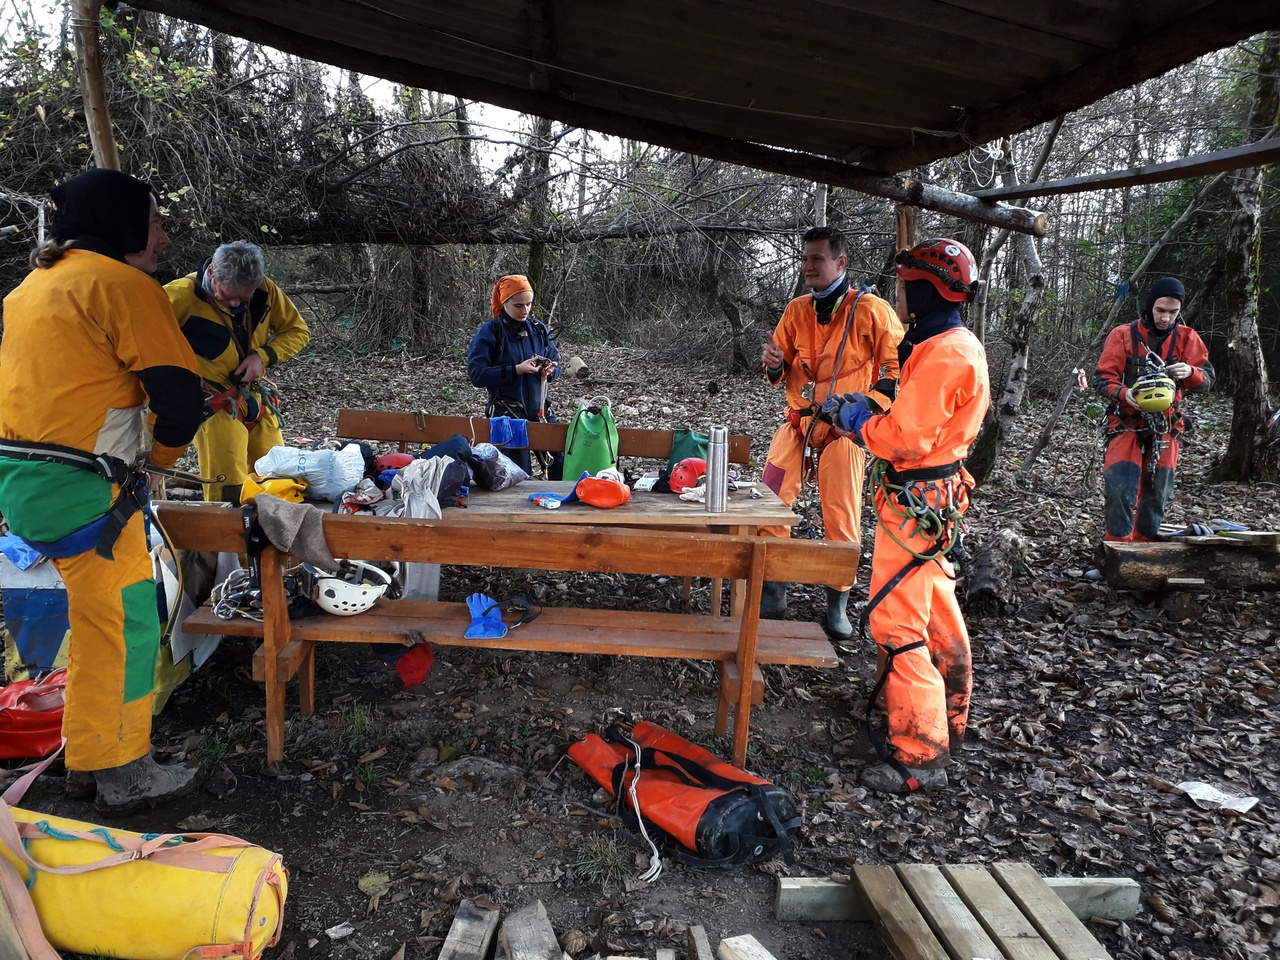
[{"x1": 467, "y1": 313, "x2": 561, "y2": 421}]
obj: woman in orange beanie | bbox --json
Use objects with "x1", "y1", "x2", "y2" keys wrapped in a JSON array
[{"x1": 467, "y1": 274, "x2": 563, "y2": 478}]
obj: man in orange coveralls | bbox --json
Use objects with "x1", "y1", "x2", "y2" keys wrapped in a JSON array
[
  {"x1": 1092, "y1": 277, "x2": 1213, "y2": 542},
  {"x1": 826, "y1": 238, "x2": 990, "y2": 793},
  {"x1": 759, "y1": 226, "x2": 902, "y2": 640}
]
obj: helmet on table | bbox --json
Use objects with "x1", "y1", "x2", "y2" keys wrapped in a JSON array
[
  {"x1": 895, "y1": 238, "x2": 979, "y2": 302},
  {"x1": 1133, "y1": 374, "x2": 1176, "y2": 413},
  {"x1": 669, "y1": 457, "x2": 707, "y2": 494}
]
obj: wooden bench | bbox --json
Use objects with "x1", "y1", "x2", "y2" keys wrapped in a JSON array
[
  {"x1": 853, "y1": 862, "x2": 1117, "y2": 960},
  {"x1": 154, "y1": 503, "x2": 854, "y2": 768},
  {"x1": 335, "y1": 409, "x2": 754, "y2": 465}
]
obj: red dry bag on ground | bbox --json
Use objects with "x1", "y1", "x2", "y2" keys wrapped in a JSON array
[
  {"x1": 568, "y1": 721, "x2": 800, "y2": 868},
  {"x1": 0, "y1": 669, "x2": 66, "y2": 761}
]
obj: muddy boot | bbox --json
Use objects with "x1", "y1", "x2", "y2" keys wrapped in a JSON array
[
  {"x1": 760, "y1": 581, "x2": 787, "y2": 619},
  {"x1": 65, "y1": 769, "x2": 96, "y2": 801},
  {"x1": 861, "y1": 761, "x2": 949, "y2": 794},
  {"x1": 94, "y1": 754, "x2": 207, "y2": 816},
  {"x1": 824, "y1": 587, "x2": 853, "y2": 641}
]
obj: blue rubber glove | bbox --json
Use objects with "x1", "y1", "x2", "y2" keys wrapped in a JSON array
[
  {"x1": 464, "y1": 592, "x2": 508, "y2": 639},
  {"x1": 834, "y1": 392, "x2": 874, "y2": 443}
]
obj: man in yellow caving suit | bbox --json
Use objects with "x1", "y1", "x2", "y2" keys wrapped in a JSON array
[
  {"x1": 165, "y1": 241, "x2": 311, "y2": 504},
  {"x1": 0, "y1": 168, "x2": 206, "y2": 813}
]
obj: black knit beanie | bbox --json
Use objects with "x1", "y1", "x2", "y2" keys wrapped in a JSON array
[
  {"x1": 50, "y1": 168, "x2": 153, "y2": 262},
  {"x1": 1143, "y1": 277, "x2": 1185, "y2": 320}
]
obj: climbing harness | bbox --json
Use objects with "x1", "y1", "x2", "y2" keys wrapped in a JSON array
[
  {"x1": 857, "y1": 458, "x2": 968, "y2": 792},
  {"x1": 787, "y1": 287, "x2": 870, "y2": 536},
  {"x1": 203, "y1": 377, "x2": 282, "y2": 429}
]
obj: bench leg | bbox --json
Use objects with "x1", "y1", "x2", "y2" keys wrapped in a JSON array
[
  {"x1": 260, "y1": 547, "x2": 289, "y2": 766},
  {"x1": 709, "y1": 577, "x2": 724, "y2": 616},
  {"x1": 298, "y1": 641, "x2": 316, "y2": 716},
  {"x1": 715, "y1": 660, "x2": 764, "y2": 737},
  {"x1": 682, "y1": 576, "x2": 692, "y2": 610},
  {"x1": 731, "y1": 543, "x2": 767, "y2": 767}
]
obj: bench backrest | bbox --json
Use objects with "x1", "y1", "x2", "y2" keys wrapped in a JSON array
[
  {"x1": 336, "y1": 410, "x2": 752, "y2": 464},
  {"x1": 154, "y1": 503, "x2": 857, "y2": 587}
]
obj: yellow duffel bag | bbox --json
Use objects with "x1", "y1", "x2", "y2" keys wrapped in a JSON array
[{"x1": 0, "y1": 803, "x2": 287, "y2": 960}]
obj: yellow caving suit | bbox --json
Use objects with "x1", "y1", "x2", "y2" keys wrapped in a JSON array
[
  {"x1": 0, "y1": 250, "x2": 203, "y2": 771},
  {"x1": 760, "y1": 287, "x2": 902, "y2": 590},
  {"x1": 165, "y1": 266, "x2": 311, "y2": 502}
]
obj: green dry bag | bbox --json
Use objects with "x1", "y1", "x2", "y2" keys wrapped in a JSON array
[{"x1": 563, "y1": 397, "x2": 619, "y2": 478}]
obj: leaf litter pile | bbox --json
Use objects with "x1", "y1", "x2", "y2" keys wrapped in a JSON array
[{"x1": 15, "y1": 343, "x2": 1278, "y2": 960}]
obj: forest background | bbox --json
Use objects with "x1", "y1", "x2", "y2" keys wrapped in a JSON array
[{"x1": 0, "y1": 2, "x2": 1278, "y2": 481}]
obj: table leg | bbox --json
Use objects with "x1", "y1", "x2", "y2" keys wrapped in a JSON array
[{"x1": 260, "y1": 547, "x2": 288, "y2": 766}]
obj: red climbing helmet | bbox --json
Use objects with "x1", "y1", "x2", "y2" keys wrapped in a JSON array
[
  {"x1": 895, "y1": 238, "x2": 979, "y2": 302},
  {"x1": 669, "y1": 457, "x2": 707, "y2": 494},
  {"x1": 374, "y1": 452, "x2": 414, "y2": 472}
]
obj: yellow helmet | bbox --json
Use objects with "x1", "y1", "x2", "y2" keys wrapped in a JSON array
[{"x1": 1133, "y1": 374, "x2": 1175, "y2": 413}]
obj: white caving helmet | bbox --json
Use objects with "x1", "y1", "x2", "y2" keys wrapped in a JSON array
[{"x1": 304, "y1": 560, "x2": 392, "y2": 616}]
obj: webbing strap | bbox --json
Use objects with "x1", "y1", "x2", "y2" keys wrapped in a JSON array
[{"x1": 864, "y1": 639, "x2": 930, "y2": 791}]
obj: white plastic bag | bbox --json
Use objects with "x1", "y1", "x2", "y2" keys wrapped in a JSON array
[
  {"x1": 470, "y1": 442, "x2": 530, "y2": 491},
  {"x1": 255, "y1": 443, "x2": 365, "y2": 501}
]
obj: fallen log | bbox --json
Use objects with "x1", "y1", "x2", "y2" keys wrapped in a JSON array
[
  {"x1": 963, "y1": 528, "x2": 1026, "y2": 616},
  {"x1": 1103, "y1": 541, "x2": 1280, "y2": 592}
]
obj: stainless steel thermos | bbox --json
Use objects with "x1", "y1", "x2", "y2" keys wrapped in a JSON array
[{"x1": 705, "y1": 424, "x2": 729, "y2": 513}]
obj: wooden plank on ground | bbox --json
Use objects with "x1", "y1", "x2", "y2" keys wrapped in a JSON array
[
  {"x1": 774, "y1": 875, "x2": 1139, "y2": 923},
  {"x1": 992, "y1": 862, "x2": 1113, "y2": 960},
  {"x1": 852, "y1": 865, "x2": 949, "y2": 960},
  {"x1": 437, "y1": 898, "x2": 501, "y2": 960},
  {"x1": 688, "y1": 924, "x2": 716, "y2": 960},
  {"x1": 657, "y1": 949, "x2": 677, "y2": 960},
  {"x1": 718, "y1": 933, "x2": 778, "y2": 960},
  {"x1": 499, "y1": 900, "x2": 561, "y2": 960},
  {"x1": 896, "y1": 863, "x2": 1006, "y2": 960},
  {"x1": 941, "y1": 864, "x2": 1059, "y2": 960},
  {"x1": 1102, "y1": 540, "x2": 1280, "y2": 591}
]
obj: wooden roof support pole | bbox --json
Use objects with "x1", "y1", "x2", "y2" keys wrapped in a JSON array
[
  {"x1": 71, "y1": 0, "x2": 120, "y2": 170},
  {"x1": 894, "y1": 204, "x2": 917, "y2": 309}
]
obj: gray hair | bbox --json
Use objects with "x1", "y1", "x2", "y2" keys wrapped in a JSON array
[{"x1": 210, "y1": 240, "x2": 266, "y2": 289}]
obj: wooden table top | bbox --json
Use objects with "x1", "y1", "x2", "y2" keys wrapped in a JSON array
[{"x1": 457, "y1": 479, "x2": 797, "y2": 529}]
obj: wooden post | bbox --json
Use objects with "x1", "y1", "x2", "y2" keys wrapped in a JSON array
[
  {"x1": 894, "y1": 204, "x2": 917, "y2": 312},
  {"x1": 731, "y1": 541, "x2": 766, "y2": 767},
  {"x1": 260, "y1": 546, "x2": 289, "y2": 766},
  {"x1": 71, "y1": 0, "x2": 120, "y2": 169}
]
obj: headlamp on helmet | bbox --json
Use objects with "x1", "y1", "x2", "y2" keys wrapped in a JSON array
[
  {"x1": 1132, "y1": 374, "x2": 1175, "y2": 413},
  {"x1": 895, "y1": 238, "x2": 980, "y2": 303}
]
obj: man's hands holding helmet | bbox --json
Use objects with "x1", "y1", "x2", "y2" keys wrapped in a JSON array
[{"x1": 822, "y1": 392, "x2": 874, "y2": 443}]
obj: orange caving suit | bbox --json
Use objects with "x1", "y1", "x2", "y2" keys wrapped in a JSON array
[
  {"x1": 166, "y1": 264, "x2": 311, "y2": 502},
  {"x1": 760, "y1": 287, "x2": 902, "y2": 589},
  {"x1": 1093, "y1": 320, "x2": 1212, "y2": 542},
  {"x1": 861, "y1": 326, "x2": 990, "y2": 770},
  {"x1": 0, "y1": 250, "x2": 202, "y2": 771}
]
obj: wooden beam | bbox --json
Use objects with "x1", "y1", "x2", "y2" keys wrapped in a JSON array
[
  {"x1": 862, "y1": 0, "x2": 1280, "y2": 173},
  {"x1": 499, "y1": 901, "x2": 560, "y2": 960},
  {"x1": 972, "y1": 138, "x2": 1280, "y2": 201},
  {"x1": 70, "y1": 0, "x2": 120, "y2": 169},
  {"x1": 438, "y1": 899, "x2": 501, "y2": 960},
  {"x1": 1102, "y1": 540, "x2": 1280, "y2": 592},
  {"x1": 127, "y1": 0, "x2": 1048, "y2": 235},
  {"x1": 774, "y1": 876, "x2": 1140, "y2": 922},
  {"x1": 718, "y1": 934, "x2": 778, "y2": 960},
  {"x1": 687, "y1": 925, "x2": 715, "y2": 960}
]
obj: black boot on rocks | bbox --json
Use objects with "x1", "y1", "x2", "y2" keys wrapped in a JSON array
[
  {"x1": 824, "y1": 587, "x2": 853, "y2": 641},
  {"x1": 760, "y1": 581, "x2": 787, "y2": 619}
]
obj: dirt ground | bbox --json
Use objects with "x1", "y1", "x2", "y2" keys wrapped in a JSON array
[{"x1": 8, "y1": 344, "x2": 1280, "y2": 960}]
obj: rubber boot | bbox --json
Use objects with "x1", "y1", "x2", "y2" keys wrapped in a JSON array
[
  {"x1": 861, "y1": 761, "x2": 949, "y2": 794},
  {"x1": 94, "y1": 754, "x2": 207, "y2": 816},
  {"x1": 760, "y1": 581, "x2": 787, "y2": 619},
  {"x1": 65, "y1": 769, "x2": 96, "y2": 800},
  {"x1": 824, "y1": 587, "x2": 853, "y2": 641}
]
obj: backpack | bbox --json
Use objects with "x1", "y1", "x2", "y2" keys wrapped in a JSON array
[
  {"x1": 568, "y1": 721, "x2": 800, "y2": 868},
  {"x1": 667, "y1": 428, "x2": 709, "y2": 475},
  {"x1": 562, "y1": 396, "x2": 619, "y2": 479}
]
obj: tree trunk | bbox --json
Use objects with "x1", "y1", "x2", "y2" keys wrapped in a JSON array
[
  {"x1": 1217, "y1": 32, "x2": 1280, "y2": 482},
  {"x1": 526, "y1": 114, "x2": 554, "y2": 309},
  {"x1": 969, "y1": 138, "x2": 1045, "y2": 485}
]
